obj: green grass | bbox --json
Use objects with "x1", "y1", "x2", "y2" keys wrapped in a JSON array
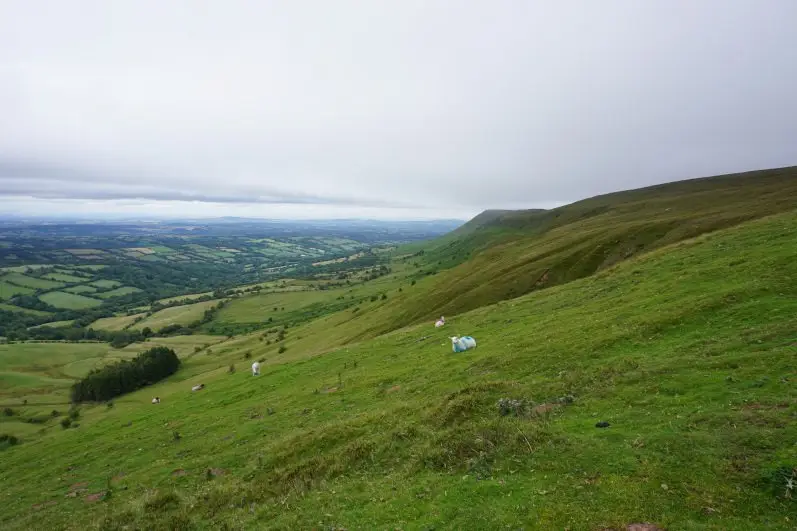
[
  {"x1": 90, "y1": 279, "x2": 121, "y2": 289},
  {"x1": 38, "y1": 291, "x2": 103, "y2": 310},
  {"x1": 42, "y1": 272, "x2": 89, "y2": 283},
  {"x1": 2, "y1": 272, "x2": 65, "y2": 290},
  {"x1": 131, "y1": 299, "x2": 224, "y2": 331},
  {"x1": 0, "y1": 280, "x2": 34, "y2": 300},
  {"x1": 1, "y1": 265, "x2": 49, "y2": 273},
  {"x1": 89, "y1": 313, "x2": 147, "y2": 331},
  {"x1": 155, "y1": 292, "x2": 212, "y2": 305},
  {"x1": 63, "y1": 284, "x2": 98, "y2": 294},
  {"x1": 1, "y1": 211, "x2": 796, "y2": 529},
  {"x1": 28, "y1": 320, "x2": 76, "y2": 330},
  {"x1": 0, "y1": 302, "x2": 51, "y2": 316},
  {"x1": 94, "y1": 286, "x2": 142, "y2": 299},
  {"x1": 305, "y1": 166, "x2": 797, "y2": 343}
]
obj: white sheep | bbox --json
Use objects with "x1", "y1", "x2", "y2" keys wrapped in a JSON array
[
  {"x1": 435, "y1": 316, "x2": 445, "y2": 328},
  {"x1": 251, "y1": 361, "x2": 261, "y2": 376},
  {"x1": 450, "y1": 336, "x2": 477, "y2": 352},
  {"x1": 151, "y1": 397, "x2": 160, "y2": 404}
]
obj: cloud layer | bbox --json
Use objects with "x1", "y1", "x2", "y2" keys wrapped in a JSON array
[{"x1": 1, "y1": 1, "x2": 796, "y2": 219}]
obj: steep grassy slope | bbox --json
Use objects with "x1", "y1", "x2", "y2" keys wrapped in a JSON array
[
  {"x1": 1, "y1": 211, "x2": 795, "y2": 530},
  {"x1": 333, "y1": 166, "x2": 797, "y2": 342}
]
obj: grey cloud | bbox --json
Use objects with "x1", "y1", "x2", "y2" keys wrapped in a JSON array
[{"x1": 1, "y1": 1, "x2": 796, "y2": 218}]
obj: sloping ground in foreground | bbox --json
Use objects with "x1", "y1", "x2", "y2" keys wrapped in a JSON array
[{"x1": 1, "y1": 212, "x2": 796, "y2": 530}]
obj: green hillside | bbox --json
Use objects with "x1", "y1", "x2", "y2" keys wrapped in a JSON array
[
  {"x1": 326, "y1": 166, "x2": 797, "y2": 342},
  {"x1": 1, "y1": 168, "x2": 796, "y2": 530},
  {"x1": 0, "y1": 208, "x2": 795, "y2": 529}
]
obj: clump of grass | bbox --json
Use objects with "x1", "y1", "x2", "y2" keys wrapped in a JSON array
[
  {"x1": 228, "y1": 364, "x2": 236, "y2": 374},
  {"x1": 764, "y1": 465, "x2": 797, "y2": 500},
  {"x1": 278, "y1": 345, "x2": 287, "y2": 354},
  {"x1": 60, "y1": 418, "x2": 72, "y2": 429},
  {"x1": 68, "y1": 408, "x2": 80, "y2": 420},
  {"x1": 3, "y1": 407, "x2": 14, "y2": 417},
  {"x1": 496, "y1": 398, "x2": 530, "y2": 417},
  {"x1": 106, "y1": 401, "x2": 114, "y2": 409},
  {"x1": 0, "y1": 434, "x2": 20, "y2": 448}
]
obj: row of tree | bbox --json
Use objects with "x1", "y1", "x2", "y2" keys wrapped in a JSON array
[{"x1": 70, "y1": 346, "x2": 180, "y2": 402}]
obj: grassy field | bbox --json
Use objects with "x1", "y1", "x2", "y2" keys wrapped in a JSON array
[
  {"x1": 88, "y1": 313, "x2": 147, "y2": 331},
  {"x1": 0, "y1": 280, "x2": 34, "y2": 300},
  {"x1": 39, "y1": 291, "x2": 103, "y2": 310},
  {"x1": 131, "y1": 300, "x2": 223, "y2": 332},
  {"x1": 63, "y1": 285, "x2": 98, "y2": 294},
  {"x1": 3, "y1": 272, "x2": 65, "y2": 290},
  {"x1": 1, "y1": 210, "x2": 796, "y2": 529},
  {"x1": 0, "y1": 302, "x2": 50, "y2": 316},
  {"x1": 90, "y1": 280, "x2": 121, "y2": 289},
  {"x1": 29, "y1": 320, "x2": 76, "y2": 329},
  {"x1": 43, "y1": 272, "x2": 90, "y2": 283},
  {"x1": 155, "y1": 292, "x2": 213, "y2": 305},
  {"x1": 94, "y1": 286, "x2": 142, "y2": 299}
]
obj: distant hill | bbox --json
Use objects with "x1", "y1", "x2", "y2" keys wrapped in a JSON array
[{"x1": 337, "y1": 165, "x2": 797, "y2": 341}]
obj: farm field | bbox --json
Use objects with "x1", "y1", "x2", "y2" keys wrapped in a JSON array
[
  {"x1": 29, "y1": 320, "x2": 75, "y2": 329},
  {"x1": 90, "y1": 280, "x2": 121, "y2": 289},
  {"x1": 39, "y1": 291, "x2": 103, "y2": 310},
  {"x1": 0, "y1": 281, "x2": 34, "y2": 300},
  {"x1": 0, "y1": 211, "x2": 796, "y2": 529},
  {"x1": 155, "y1": 292, "x2": 213, "y2": 305},
  {"x1": 63, "y1": 285, "x2": 98, "y2": 294},
  {"x1": 2, "y1": 273, "x2": 65, "y2": 290},
  {"x1": 88, "y1": 313, "x2": 147, "y2": 331},
  {"x1": 0, "y1": 303, "x2": 51, "y2": 316},
  {"x1": 130, "y1": 299, "x2": 223, "y2": 331},
  {"x1": 42, "y1": 272, "x2": 89, "y2": 283},
  {"x1": 94, "y1": 286, "x2": 142, "y2": 299}
]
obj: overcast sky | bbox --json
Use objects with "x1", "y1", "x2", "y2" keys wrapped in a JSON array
[{"x1": 1, "y1": 1, "x2": 796, "y2": 220}]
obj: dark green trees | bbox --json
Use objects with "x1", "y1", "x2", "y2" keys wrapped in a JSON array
[{"x1": 70, "y1": 346, "x2": 180, "y2": 403}]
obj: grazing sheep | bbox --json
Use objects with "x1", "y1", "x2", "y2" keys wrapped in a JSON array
[
  {"x1": 435, "y1": 316, "x2": 445, "y2": 328},
  {"x1": 450, "y1": 336, "x2": 477, "y2": 353},
  {"x1": 251, "y1": 361, "x2": 261, "y2": 376},
  {"x1": 191, "y1": 384, "x2": 205, "y2": 392},
  {"x1": 151, "y1": 397, "x2": 160, "y2": 404}
]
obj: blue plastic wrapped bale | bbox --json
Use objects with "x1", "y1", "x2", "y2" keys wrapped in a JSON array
[{"x1": 451, "y1": 336, "x2": 476, "y2": 352}]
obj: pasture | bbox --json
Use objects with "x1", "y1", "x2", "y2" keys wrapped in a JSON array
[
  {"x1": 63, "y1": 285, "x2": 98, "y2": 294},
  {"x1": 2, "y1": 273, "x2": 65, "y2": 290},
  {"x1": 1, "y1": 212, "x2": 796, "y2": 529},
  {"x1": 130, "y1": 299, "x2": 223, "y2": 331},
  {"x1": 39, "y1": 291, "x2": 103, "y2": 310},
  {"x1": 90, "y1": 280, "x2": 122, "y2": 289},
  {"x1": 94, "y1": 286, "x2": 142, "y2": 299},
  {"x1": 88, "y1": 313, "x2": 147, "y2": 331},
  {"x1": 0, "y1": 280, "x2": 34, "y2": 300},
  {"x1": 42, "y1": 272, "x2": 89, "y2": 283}
]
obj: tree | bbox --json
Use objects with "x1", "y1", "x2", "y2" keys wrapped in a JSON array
[{"x1": 70, "y1": 346, "x2": 180, "y2": 403}]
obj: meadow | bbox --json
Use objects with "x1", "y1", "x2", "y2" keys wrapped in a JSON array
[
  {"x1": 1, "y1": 168, "x2": 796, "y2": 529},
  {"x1": 39, "y1": 291, "x2": 103, "y2": 310},
  {"x1": 0, "y1": 210, "x2": 795, "y2": 530},
  {"x1": 130, "y1": 300, "x2": 225, "y2": 332}
]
